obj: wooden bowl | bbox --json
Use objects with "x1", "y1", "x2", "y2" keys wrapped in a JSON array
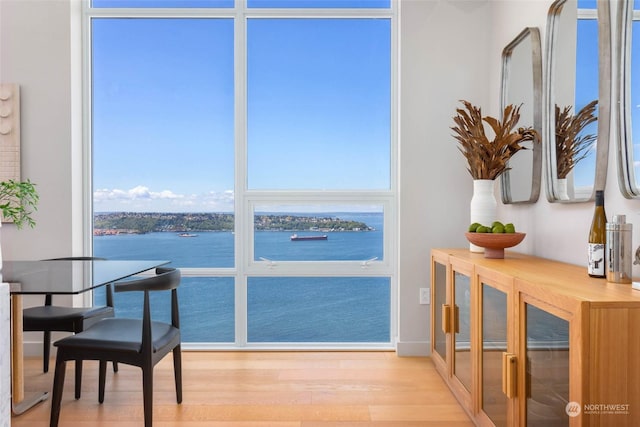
[{"x1": 465, "y1": 232, "x2": 526, "y2": 259}]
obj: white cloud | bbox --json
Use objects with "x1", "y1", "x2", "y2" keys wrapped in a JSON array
[
  {"x1": 94, "y1": 185, "x2": 183, "y2": 201},
  {"x1": 94, "y1": 185, "x2": 235, "y2": 212}
]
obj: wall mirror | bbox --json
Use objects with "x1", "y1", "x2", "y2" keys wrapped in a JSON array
[
  {"x1": 500, "y1": 27, "x2": 542, "y2": 204},
  {"x1": 617, "y1": 0, "x2": 640, "y2": 198},
  {"x1": 544, "y1": 0, "x2": 611, "y2": 203}
]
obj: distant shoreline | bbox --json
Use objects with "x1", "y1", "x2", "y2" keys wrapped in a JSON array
[{"x1": 94, "y1": 212, "x2": 374, "y2": 235}]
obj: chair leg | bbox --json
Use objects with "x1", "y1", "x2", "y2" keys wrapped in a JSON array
[
  {"x1": 49, "y1": 356, "x2": 67, "y2": 427},
  {"x1": 113, "y1": 361, "x2": 118, "y2": 373},
  {"x1": 142, "y1": 366, "x2": 154, "y2": 427},
  {"x1": 99, "y1": 360, "x2": 107, "y2": 404},
  {"x1": 74, "y1": 360, "x2": 83, "y2": 399},
  {"x1": 43, "y1": 331, "x2": 51, "y2": 373},
  {"x1": 173, "y1": 346, "x2": 183, "y2": 403}
]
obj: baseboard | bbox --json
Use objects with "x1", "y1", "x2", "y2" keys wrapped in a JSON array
[{"x1": 25, "y1": 339, "x2": 428, "y2": 357}]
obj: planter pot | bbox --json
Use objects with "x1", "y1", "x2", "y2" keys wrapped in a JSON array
[
  {"x1": 470, "y1": 179, "x2": 497, "y2": 252},
  {"x1": 557, "y1": 178, "x2": 570, "y2": 200}
]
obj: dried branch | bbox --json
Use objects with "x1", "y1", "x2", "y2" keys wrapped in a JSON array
[
  {"x1": 451, "y1": 100, "x2": 539, "y2": 180},
  {"x1": 555, "y1": 100, "x2": 598, "y2": 179}
]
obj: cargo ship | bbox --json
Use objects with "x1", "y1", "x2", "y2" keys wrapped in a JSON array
[{"x1": 290, "y1": 234, "x2": 328, "y2": 241}]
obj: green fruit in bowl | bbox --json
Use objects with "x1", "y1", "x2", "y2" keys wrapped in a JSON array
[
  {"x1": 469, "y1": 222, "x2": 481, "y2": 232},
  {"x1": 492, "y1": 224, "x2": 505, "y2": 233},
  {"x1": 476, "y1": 225, "x2": 490, "y2": 233},
  {"x1": 491, "y1": 221, "x2": 504, "y2": 229},
  {"x1": 504, "y1": 223, "x2": 516, "y2": 233}
]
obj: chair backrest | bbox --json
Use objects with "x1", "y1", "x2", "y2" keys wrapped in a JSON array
[
  {"x1": 114, "y1": 268, "x2": 181, "y2": 340},
  {"x1": 114, "y1": 267, "x2": 180, "y2": 293}
]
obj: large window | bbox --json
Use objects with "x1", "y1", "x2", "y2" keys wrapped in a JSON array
[
  {"x1": 87, "y1": 0, "x2": 396, "y2": 349},
  {"x1": 247, "y1": 18, "x2": 391, "y2": 190}
]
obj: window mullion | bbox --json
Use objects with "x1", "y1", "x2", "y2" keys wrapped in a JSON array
[{"x1": 235, "y1": 4, "x2": 249, "y2": 346}]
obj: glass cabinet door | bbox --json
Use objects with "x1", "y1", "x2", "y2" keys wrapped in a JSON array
[
  {"x1": 433, "y1": 260, "x2": 447, "y2": 362},
  {"x1": 525, "y1": 303, "x2": 570, "y2": 427},
  {"x1": 481, "y1": 283, "x2": 509, "y2": 427},
  {"x1": 453, "y1": 271, "x2": 472, "y2": 392}
]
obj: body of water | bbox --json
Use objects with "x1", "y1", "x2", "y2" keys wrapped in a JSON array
[{"x1": 94, "y1": 212, "x2": 390, "y2": 344}]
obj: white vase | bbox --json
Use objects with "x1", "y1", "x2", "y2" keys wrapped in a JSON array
[
  {"x1": 557, "y1": 178, "x2": 570, "y2": 200},
  {"x1": 470, "y1": 179, "x2": 497, "y2": 252}
]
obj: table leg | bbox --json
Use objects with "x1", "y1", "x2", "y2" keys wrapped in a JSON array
[{"x1": 10, "y1": 294, "x2": 48, "y2": 415}]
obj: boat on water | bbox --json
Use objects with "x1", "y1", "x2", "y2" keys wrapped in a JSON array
[
  {"x1": 178, "y1": 233, "x2": 198, "y2": 237},
  {"x1": 290, "y1": 234, "x2": 328, "y2": 241}
]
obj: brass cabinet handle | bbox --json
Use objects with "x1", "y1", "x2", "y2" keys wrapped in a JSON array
[
  {"x1": 502, "y1": 352, "x2": 517, "y2": 398},
  {"x1": 453, "y1": 305, "x2": 459, "y2": 334},
  {"x1": 442, "y1": 304, "x2": 451, "y2": 334}
]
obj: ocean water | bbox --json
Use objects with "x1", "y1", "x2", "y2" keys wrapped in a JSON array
[{"x1": 93, "y1": 212, "x2": 390, "y2": 344}]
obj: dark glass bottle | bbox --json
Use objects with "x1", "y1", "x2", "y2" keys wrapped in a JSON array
[{"x1": 588, "y1": 190, "x2": 607, "y2": 277}]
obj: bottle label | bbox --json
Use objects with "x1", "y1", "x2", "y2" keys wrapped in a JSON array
[{"x1": 588, "y1": 243, "x2": 605, "y2": 276}]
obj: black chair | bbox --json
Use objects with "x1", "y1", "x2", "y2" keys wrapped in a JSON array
[
  {"x1": 22, "y1": 257, "x2": 118, "y2": 399},
  {"x1": 50, "y1": 267, "x2": 183, "y2": 427}
]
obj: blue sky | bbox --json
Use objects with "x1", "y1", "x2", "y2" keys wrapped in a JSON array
[
  {"x1": 572, "y1": 16, "x2": 599, "y2": 188},
  {"x1": 92, "y1": 14, "x2": 391, "y2": 212}
]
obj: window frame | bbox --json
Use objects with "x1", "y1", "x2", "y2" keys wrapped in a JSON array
[{"x1": 82, "y1": 0, "x2": 399, "y2": 349}]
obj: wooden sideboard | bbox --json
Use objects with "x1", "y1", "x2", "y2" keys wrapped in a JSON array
[{"x1": 431, "y1": 249, "x2": 640, "y2": 427}]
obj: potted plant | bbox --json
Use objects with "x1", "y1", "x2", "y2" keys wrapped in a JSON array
[
  {"x1": 0, "y1": 179, "x2": 39, "y2": 228},
  {"x1": 451, "y1": 100, "x2": 538, "y2": 250},
  {"x1": 452, "y1": 100, "x2": 538, "y2": 181}
]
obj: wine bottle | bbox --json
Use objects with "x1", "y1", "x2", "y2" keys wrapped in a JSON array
[{"x1": 588, "y1": 190, "x2": 607, "y2": 277}]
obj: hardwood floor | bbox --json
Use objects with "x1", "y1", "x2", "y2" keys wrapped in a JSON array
[{"x1": 12, "y1": 351, "x2": 473, "y2": 426}]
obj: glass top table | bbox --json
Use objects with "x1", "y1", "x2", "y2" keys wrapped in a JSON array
[
  {"x1": 4, "y1": 258, "x2": 169, "y2": 415},
  {"x1": 3, "y1": 259, "x2": 169, "y2": 295}
]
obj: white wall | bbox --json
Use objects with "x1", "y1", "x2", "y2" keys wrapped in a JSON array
[
  {"x1": 397, "y1": 0, "x2": 491, "y2": 354},
  {"x1": 2, "y1": 0, "x2": 635, "y2": 356},
  {"x1": 0, "y1": 0, "x2": 76, "y2": 260}
]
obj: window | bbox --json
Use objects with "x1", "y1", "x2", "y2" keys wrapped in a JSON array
[
  {"x1": 253, "y1": 204, "x2": 384, "y2": 262},
  {"x1": 247, "y1": 18, "x2": 391, "y2": 190},
  {"x1": 87, "y1": 0, "x2": 396, "y2": 348},
  {"x1": 247, "y1": 277, "x2": 390, "y2": 343},
  {"x1": 92, "y1": 17, "x2": 235, "y2": 268}
]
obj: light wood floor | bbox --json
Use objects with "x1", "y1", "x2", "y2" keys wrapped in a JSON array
[{"x1": 12, "y1": 351, "x2": 474, "y2": 427}]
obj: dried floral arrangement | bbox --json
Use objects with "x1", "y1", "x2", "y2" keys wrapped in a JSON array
[
  {"x1": 451, "y1": 100, "x2": 538, "y2": 180},
  {"x1": 555, "y1": 100, "x2": 598, "y2": 179}
]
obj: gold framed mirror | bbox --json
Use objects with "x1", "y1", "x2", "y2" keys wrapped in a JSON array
[
  {"x1": 500, "y1": 27, "x2": 542, "y2": 204},
  {"x1": 544, "y1": 0, "x2": 611, "y2": 203}
]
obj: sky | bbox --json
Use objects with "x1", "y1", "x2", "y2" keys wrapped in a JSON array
[
  {"x1": 91, "y1": 6, "x2": 391, "y2": 213},
  {"x1": 572, "y1": 14, "x2": 599, "y2": 188}
]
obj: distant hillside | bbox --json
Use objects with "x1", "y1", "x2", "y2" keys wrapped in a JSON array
[{"x1": 94, "y1": 212, "x2": 373, "y2": 235}]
